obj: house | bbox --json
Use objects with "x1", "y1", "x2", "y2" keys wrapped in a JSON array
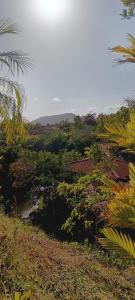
[{"x1": 68, "y1": 158, "x2": 129, "y2": 181}]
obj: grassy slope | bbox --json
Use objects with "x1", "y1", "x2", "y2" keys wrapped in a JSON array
[{"x1": 0, "y1": 214, "x2": 135, "y2": 300}]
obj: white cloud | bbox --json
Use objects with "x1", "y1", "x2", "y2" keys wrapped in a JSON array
[{"x1": 52, "y1": 97, "x2": 62, "y2": 102}]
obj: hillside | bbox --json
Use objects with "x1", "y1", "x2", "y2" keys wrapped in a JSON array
[
  {"x1": 0, "y1": 214, "x2": 135, "y2": 300},
  {"x1": 32, "y1": 113, "x2": 75, "y2": 126}
]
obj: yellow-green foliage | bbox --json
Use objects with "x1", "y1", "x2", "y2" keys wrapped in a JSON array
[
  {"x1": 1, "y1": 214, "x2": 135, "y2": 299},
  {"x1": 99, "y1": 110, "x2": 135, "y2": 259},
  {"x1": 0, "y1": 87, "x2": 28, "y2": 145},
  {"x1": 101, "y1": 163, "x2": 135, "y2": 229},
  {"x1": 99, "y1": 164, "x2": 135, "y2": 259},
  {"x1": 100, "y1": 110, "x2": 135, "y2": 148},
  {"x1": 2, "y1": 291, "x2": 31, "y2": 300},
  {"x1": 111, "y1": 34, "x2": 135, "y2": 64},
  {"x1": 100, "y1": 228, "x2": 135, "y2": 259}
]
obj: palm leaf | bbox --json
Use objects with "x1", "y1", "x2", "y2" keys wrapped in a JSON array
[
  {"x1": 0, "y1": 19, "x2": 30, "y2": 144},
  {"x1": 110, "y1": 34, "x2": 135, "y2": 64},
  {"x1": 0, "y1": 51, "x2": 32, "y2": 75},
  {"x1": 0, "y1": 84, "x2": 28, "y2": 144},
  {"x1": 108, "y1": 206, "x2": 135, "y2": 228},
  {"x1": 0, "y1": 19, "x2": 19, "y2": 35},
  {"x1": 0, "y1": 20, "x2": 32, "y2": 75},
  {"x1": 99, "y1": 228, "x2": 135, "y2": 259},
  {"x1": 100, "y1": 122, "x2": 133, "y2": 147},
  {"x1": 0, "y1": 78, "x2": 24, "y2": 98},
  {"x1": 99, "y1": 109, "x2": 135, "y2": 149},
  {"x1": 129, "y1": 163, "x2": 135, "y2": 188},
  {"x1": 128, "y1": 33, "x2": 135, "y2": 47},
  {"x1": 101, "y1": 174, "x2": 119, "y2": 189}
]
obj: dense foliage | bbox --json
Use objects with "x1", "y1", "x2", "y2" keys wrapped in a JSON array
[{"x1": 0, "y1": 104, "x2": 134, "y2": 239}]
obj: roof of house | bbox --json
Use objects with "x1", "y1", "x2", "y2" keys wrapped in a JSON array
[
  {"x1": 68, "y1": 159, "x2": 94, "y2": 174},
  {"x1": 68, "y1": 158, "x2": 129, "y2": 181},
  {"x1": 109, "y1": 159, "x2": 129, "y2": 180}
]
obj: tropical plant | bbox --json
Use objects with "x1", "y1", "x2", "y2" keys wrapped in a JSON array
[
  {"x1": 0, "y1": 20, "x2": 31, "y2": 76},
  {"x1": 0, "y1": 89, "x2": 28, "y2": 144},
  {"x1": 110, "y1": 34, "x2": 135, "y2": 64},
  {"x1": 100, "y1": 109, "x2": 135, "y2": 149},
  {"x1": 99, "y1": 111, "x2": 135, "y2": 259},
  {"x1": 0, "y1": 20, "x2": 31, "y2": 144},
  {"x1": 2, "y1": 290, "x2": 31, "y2": 300},
  {"x1": 57, "y1": 171, "x2": 110, "y2": 242},
  {"x1": 100, "y1": 228, "x2": 135, "y2": 259},
  {"x1": 85, "y1": 144, "x2": 103, "y2": 162},
  {"x1": 121, "y1": 0, "x2": 135, "y2": 19}
]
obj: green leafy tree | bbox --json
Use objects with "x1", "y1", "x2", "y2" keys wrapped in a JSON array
[
  {"x1": 43, "y1": 131, "x2": 69, "y2": 154},
  {"x1": 85, "y1": 144, "x2": 103, "y2": 163},
  {"x1": 83, "y1": 113, "x2": 96, "y2": 126},
  {"x1": 74, "y1": 115, "x2": 83, "y2": 128},
  {"x1": 120, "y1": 0, "x2": 135, "y2": 19},
  {"x1": 60, "y1": 150, "x2": 82, "y2": 164},
  {"x1": 57, "y1": 171, "x2": 110, "y2": 242},
  {"x1": 97, "y1": 104, "x2": 132, "y2": 133}
]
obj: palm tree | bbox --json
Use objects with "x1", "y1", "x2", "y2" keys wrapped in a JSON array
[
  {"x1": 0, "y1": 89, "x2": 28, "y2": 144},
  {"x1": 0, "y1": 20, "x2": 31, "y2": 76},
  {"x1": 99, "y1": 111, "x2": 135, "y2": 259},
  {"x1": 0, "y1": 20, "x2": 31, "y2": 143},
  {"x1": 110, "y1": 34, "x2": 135, "y2": 64},
  {"x1": 100, "y1": 109, "x2": 135, "y2": 149},
  {"x1": 101, "y1": 2, "x2": 135, "y2": 259}
]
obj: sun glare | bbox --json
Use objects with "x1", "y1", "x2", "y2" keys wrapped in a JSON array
[{"x1": 35, "y1": 0, "x2": 70, "y2": 23}]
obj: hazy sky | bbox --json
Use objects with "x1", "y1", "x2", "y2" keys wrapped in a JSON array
[{"x1": 0, "y1": 0, "x2": 135, "y2": 120}]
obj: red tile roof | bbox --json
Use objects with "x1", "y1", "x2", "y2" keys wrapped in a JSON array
[
  {"x1": 68, "y1": 159, "x2": 94, "y2": 173},
  {"x1": 68, "y1": 158, "x2": 129, "y2": 180},
  {"x1": 109, "y1": 159, "x2": 129, "y2": 180}
]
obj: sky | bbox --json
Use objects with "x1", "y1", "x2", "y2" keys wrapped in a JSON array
[{"x1": 0, "y1": 0, "x2": 135, "y2": 121}]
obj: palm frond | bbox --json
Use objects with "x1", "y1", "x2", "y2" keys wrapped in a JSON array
[
  {"x1": 101, "y1": 188, "x2": 135, "y2": 228},
  {"x1": 0, "y1": 19, "x2": 19, "y2": 35},
  {"x1": 0, "y1": 20, "x2": 32, "y2": 74},
  {"x1": 99, "y1": 228, "x2": 135, "y2": 259},
  {"x1": 127, "y1": 110, "x2": 135, "y2": 137},
  {"x1": 128, "y1": 33, "x2": 135, "y2": 47},
  {"x1": 99, "y1": 109, "x2": 135, "y2": 149},
  {"x1": 108, "y1": 205, "x2": 135, "y2": 228},
  {"x1": 0, "y1": 51, "x2": 33, "y2": 75},
  {"x1": 0, "y1": 78, "x2": 25, "y2": 99},
  {"x1": 129, "y1": 163, "x2": 135, "y2": 188},
  {"x1": 101, "y1": 163, "x2": 135, "y2": 229},
  {"x1": 101, "y1": 174, "x2": 119, "y2": 189},
  {"x1": 0, "y1": 83, "x2": 28, "y2": 144},
  {"x1": 110, "y1": 34, "x2": 135, "y2": 64},
  {"x1": 100, "y1": 123, "x2": 133, "y2": 147}
]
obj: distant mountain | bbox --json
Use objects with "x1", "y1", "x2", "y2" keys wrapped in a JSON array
[{"x1": 32, "y1": 113, "x2": 75, "y2": 126}]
